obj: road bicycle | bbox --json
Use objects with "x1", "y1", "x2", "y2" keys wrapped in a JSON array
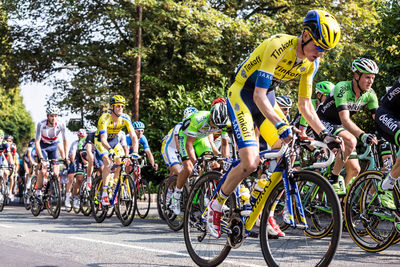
[
  {"x1": 30, "y1": 159, "x2": 63, "y2": 219},
  {"x1": 183, "y1": 133, "x2": 342, "y2": 267},
  {"x1": 90, "y1": 154, "x2": 137, "y2": 226}
]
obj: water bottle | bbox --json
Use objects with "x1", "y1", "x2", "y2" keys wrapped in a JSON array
[
  {"x1": 250, "y1": 178, "x2": 267, "y2": 205},
  {"x1": 238, "y1": 185, "x2": 250, "y2": 205}
]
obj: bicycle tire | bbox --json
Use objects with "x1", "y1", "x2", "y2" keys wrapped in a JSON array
[
  {"x1": 80, "y1": 179, "x2": 92, "y2": 216},
  {"x1": 0, "y1": 182, "x2": 5, "y2": 212},
  {"x1": 344, "y1": 171, "x2": 398, "y2": 252},
  {"x1": 296, "y1": 180, "x2": 335, "y2": 239},
  {"x1": 260, "y1": 170, "x2": 342, "y2": 267},
  {"x1": 136, "y1": 178, "x2": 151, "y2": 219},
  {"x1": 115, "y1": 174, "x2": 137, "y2": 226},
  {"x1": 157, "y1": 177, "x2": 168, "y2": 220},
  {"x1": 183, "y1": 171, "x2": 232, "y2": 267},
  {"x1": 24, "y1": 176, "x2": 36, "y2": 211},
  {"x1": 46, "y1": 176, "x2": 61, "y2": 219},
  {"x1": 90, "y1": 176, "x2": 107, "y2": 223},
  {"x1": 164, "y1": 175, "x2": 189, "y2": 231}
]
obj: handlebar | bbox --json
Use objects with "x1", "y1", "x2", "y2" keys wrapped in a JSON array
[
  {"x1": 306, "y1": 140, "x2": 336, "y2": 169},
  {"x1": 260, "y1": 144, "x2": 288, "y2": 159}
]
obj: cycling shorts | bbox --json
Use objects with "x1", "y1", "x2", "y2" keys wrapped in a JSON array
[
  {"x1": 94, "y1": 147, "x2": 104, "y2": 168},
  {"x1": 39, "y1": 141, "x2": 59, "y2": 161},
  {"x1": 161, "y1": 135, "x2": 180, "y2": 168},
  {"x1": 178, "y1": 134, "x2": 213, "y2": 162},
  {"x1": 375, "y1": 106, "x2": 400, "y2": 146},
  {"x1": 227, "y1": 82, "x2": 288, "y2": 149},
  {"x1": 94, "y1": 136, "x2": 124, "y2": 158}
]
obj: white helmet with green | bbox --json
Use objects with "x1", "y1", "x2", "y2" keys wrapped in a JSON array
[
  {"x1": 352, "y1": 57, "x2": 379, "y2": 74},
  {"x1": 315, "y1": 81, "x2": 335, "y2": 95}
]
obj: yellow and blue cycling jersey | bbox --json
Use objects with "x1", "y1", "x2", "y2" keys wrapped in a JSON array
[
  {"x1": 228, "y1": 34, "x2": 319, "y2": 149},
  {"x1": 95, "y1": 112, "x2": 135, "y2": 157}
]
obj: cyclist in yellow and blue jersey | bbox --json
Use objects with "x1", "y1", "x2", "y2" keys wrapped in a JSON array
[
  {"x1": 95, "y1": 95, "x2": 138, "y2": 206},
  {"x1": 206, "y1": 10, "x2": 343, "y2": 238}
]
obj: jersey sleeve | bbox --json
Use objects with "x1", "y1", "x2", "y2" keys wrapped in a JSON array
[
  {"x1": 121, "y1": 114, "x2": 135, "y2": 133},
  {"x1": 256, "y1": 39, "x2": 281, "y2": 89},
  {"x1": 181, "y1": 113, "x2": 205, "y2": 138},
  {"x1": 334, "y1": 83, "x2": 350, "y2": 112},
  {"x1": 35, "y1": 122, "x2": 42, "y2": 141},
  {"x1": 298, "y1": 60, "x2": 318, "y2": 99},
  {"x1": 140, "y1": 135, "x2": 150, "y2": 151},
  {"x1": 78, "y1": 138, "x2": 86, "y2": 150},
  {"x1": 367, "y1": 90, "x2": 379, "y2": 112},
  {"x1": 97, "y1": 113, "x2": 109, "y2": 135}
]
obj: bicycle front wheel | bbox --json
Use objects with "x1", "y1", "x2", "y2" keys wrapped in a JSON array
[
  {"x1": 90, "y1": 176, "x2": 107, "y2": 223},
  {"x1": 46, "y1": 176, "x2": 61, "y2": 219},
  {"x1": 164, "y1": 175, "x2": 188, "y2": 231},
  {"x1": 115, "y1": 174, "x2": 137, "y2": 226},
  {"x1": 157, "y1": 177, "x2": 168, "y2": 220},
  {"x1": 260, "y1": 170, "x2": 342, "y2": 267},
  {"x1": 136, "y1": 178, "x2": 151, "y2": 219},
  {"x1": 183, "y1": 171, "x2": 232, "y2": 267},
  {"x1": 344, "y1": 171, "x2": 398, "y2": 252}
]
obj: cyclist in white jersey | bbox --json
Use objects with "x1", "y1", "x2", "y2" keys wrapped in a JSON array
[{"x1": 34, "y1": 105, "x2": 68, "y2": 200}]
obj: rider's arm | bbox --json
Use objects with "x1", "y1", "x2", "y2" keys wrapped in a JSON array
[
  {"x1": 34, "y1": 140, "x2": 44, "y2": 160},
  {"x1": 100, "y1": 132, "x2": 112, "y2": 150},
  {"x1": 208, "y1": 134, "x2": 219, "y2": 155},
  {"x1": 298, "y1": 97, "x2": 325, "y2": 134},
  {"x1": 254, "y1": 87, "x2": 283, "y2": 126},
  {"x1": 185, "y1": 136, "x2": 197, "y2": 164},
  {"x1": 6, "y1": 151, "x2": 14, "y2": 165},
  {"x1": 145, "y1": 149, "x2": 157, "y2": 170},
  {"x1": 62, "y1": 139, "x2": 68, "y2": 161},
  {"x1": 128, "y1": 130, "x2": 138, "y2": 153},
  {"x1": 221, "y1": 136, "x2": 229, "y2": 158},
  {"x1": 339, "y1": 110, "x2": 364, "y2": 137}
]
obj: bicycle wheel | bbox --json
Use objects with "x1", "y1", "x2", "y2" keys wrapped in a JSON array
[
  {"x1": 80, "y1": 179, "x2": 92, "y2": 216},
  {"x1": 260, "y1": 170, "x2": 342, "y2": 267},
  {"x1": 344, "y1": 171, "x2": 398, "y2": 252},
  {"x1": 164, "y1": 175, "x2": 189, "y2": 231},
  {"x1": 115, "y1": 174, "x2": 137, "y2": 226},
  {"x1": 183, "y1": 171, "x2": 233, "y2": 267},
  {"x1": 0, "y1": 182, "x2": 5, "y2": 212},
  {"x1": 45, "y1": 176, "x2": 61, "y2": 219},
  {"x1": 157, "y1": 177, "x2": 168, "y2": 220},
  {"x1": 296, "y1": 180, "x2": 335, "y2": 238},
  {"x1": 136, "y1": 178, "x2": 151, "y2": 219},
  {"x1": 90, "y1": 176, "x2": 107, "y2": 223}
]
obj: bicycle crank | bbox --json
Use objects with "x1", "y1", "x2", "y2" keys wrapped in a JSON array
[{"x1": 227, "y1": 216, "x2": 245, "y2": 249}]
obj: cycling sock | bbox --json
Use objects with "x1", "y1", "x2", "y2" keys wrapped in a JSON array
[
  {"x1": 173, "y1": 187, "x2": 182, "y2": 199},
  {"x1": 212, "y1": 189, "x2": 228, "y2": 211}
]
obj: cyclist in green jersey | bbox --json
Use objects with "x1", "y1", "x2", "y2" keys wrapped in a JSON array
[
  {"x1": 170, "y1": 103, "x2": 230, "y2": 215},
  {"x1": 316, "y1": 57, "x2": 379, "y2": 194}
]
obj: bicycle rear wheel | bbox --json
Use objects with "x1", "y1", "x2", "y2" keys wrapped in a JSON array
[
  {"x1": 45, "y1": 176, "x2": 61, "y2": 219},
  {"x1": 80, "y1": 179, "x2": 92, "y2": 216},
  {"x1": 0, "y1": 182, "x2": 5, "y2": 212},
  {"x1": 136, "y1": 178, "x2": 151, "y2": 219},
  {"x1": 164, "y1": 175, "x2": 188, "y2": 231},
  {"x1": 260, "y1": 170, "x2": 342, "y2": 267},
  {"x1": 157, "y1": 177, "x2": 168, "y2": 220},
  {"x1": 90, "y1": 176, "x2": 107, "y2": 223},
  {"x1": 115, "y1": 174, "x2": 137, "y2": 226},
  {"x1": 183, "y1": 171, "x2": 233, "y2": 267},
  {"x1": 344, "y1": 171, "x2": 398, "y2": 252}
]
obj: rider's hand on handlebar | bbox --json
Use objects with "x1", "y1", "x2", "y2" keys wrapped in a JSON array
[
  {"x1": 360, "y1": 133, "x2": 378, "y2": 146},
  {"x1": 108, "y1": 149, "x2": 116, "y2": 159},
  {"x1": 275, "y1": 121, "x2": 293, "y2": 144},
  {"x1": 319, "y1": 129, "x2": 341, "y2": 151}
]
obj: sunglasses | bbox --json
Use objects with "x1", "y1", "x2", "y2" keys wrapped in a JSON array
[
  {"x1": 314, "y1": 44, "x2": 326, "y2": 53},
  {"x1": 114, "y1": 104, "x2": 124, "y2": 108},
  {"x1": 136, "y1": 129, "x2": 144, "y2": 133},
  {"x1": 281, "y1": 107, "x2": 290, "y2": 111}
]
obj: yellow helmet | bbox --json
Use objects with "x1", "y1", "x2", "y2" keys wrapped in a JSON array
[
  {"x1": 110, "y1": 95, "x2": 126, "y2": 105},
  {"x1": 303, "y1": 10, "x2": 341, "y2": 51}
]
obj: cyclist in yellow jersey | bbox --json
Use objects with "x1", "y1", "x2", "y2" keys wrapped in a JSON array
[
  {"x1": 207, "y1": 10, "x2": 342, "y2": 238},
  {"x1": 95, "y1": 95, "x2": 139, "y2": 206}
]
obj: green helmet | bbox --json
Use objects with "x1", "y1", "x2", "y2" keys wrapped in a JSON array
[
  {"x1": 0, "y1": 129, "x2": 4, "y2": 138},
  {"x1": 315, "y1": 81, "x2": 335, "y2": 95}
]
